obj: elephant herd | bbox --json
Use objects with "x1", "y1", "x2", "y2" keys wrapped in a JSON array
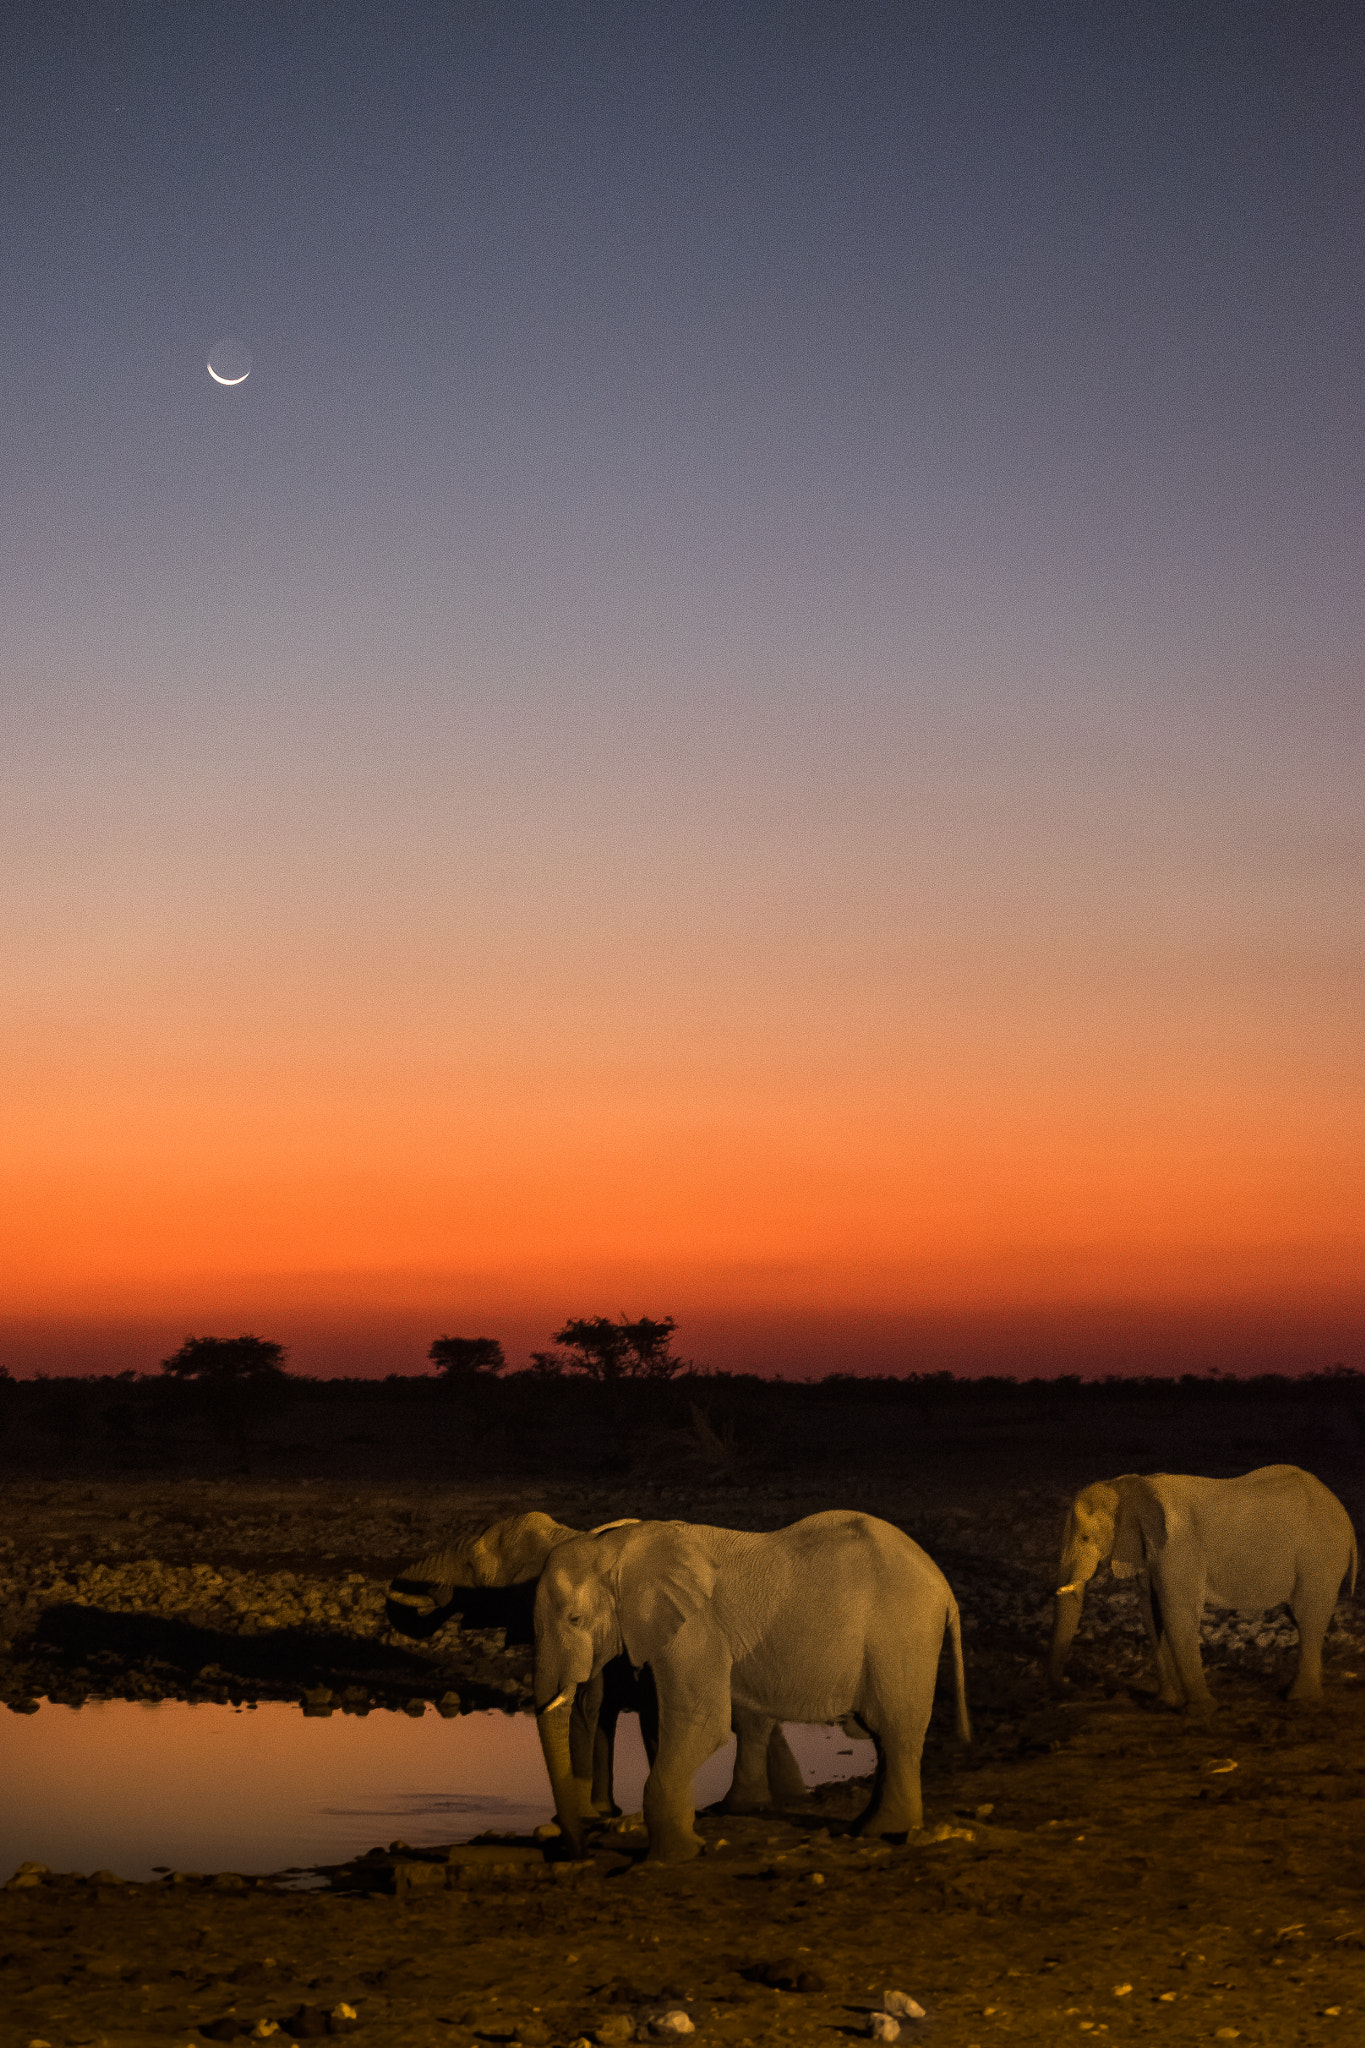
[{"x1": 385, "y1": 1465, "x2": 1356, "y2": 1864}]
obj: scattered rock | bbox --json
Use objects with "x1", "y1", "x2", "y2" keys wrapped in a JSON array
[
  {"x1": 869, "y1": 2018, "x2": 899, "y2": 2042},
  {"x1": 639, "y1": 2012, "x2": 695, "y2": 2040},
  {"x1": 883, "y1": 1990, "x2": 926, "y2": 2019}
]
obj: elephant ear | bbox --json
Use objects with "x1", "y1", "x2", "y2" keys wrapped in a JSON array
[
  {"x1": 613, "y1": 1530, "x2": 718, "y2": 1666},
  {"x1": 1111, "y1": 1478, "x2": 1167, "y2": 1578}
]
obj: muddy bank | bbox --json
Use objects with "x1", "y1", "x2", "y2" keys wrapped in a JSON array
[{"x1": 6, "y1": 1688, "x2": 1365, "y2": 2046}]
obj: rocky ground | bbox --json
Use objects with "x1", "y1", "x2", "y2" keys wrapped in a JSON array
[{"x1": 3, "y1": 1462, "x2": 1365, "y2": 2048}]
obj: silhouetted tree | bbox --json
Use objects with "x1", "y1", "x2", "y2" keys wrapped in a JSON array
[
  {"x1": 428, "y1": 1334, "x2": 506, "y2": 1379},
  {"x1": 160, "y1": 1334, "x2": 291, "y2": 1472},
  {"x1": 542, "y1": 1314, "x2": 683, "y2": 1382}
]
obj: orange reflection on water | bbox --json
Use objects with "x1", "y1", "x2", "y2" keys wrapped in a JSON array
[{"x1": 0, "y1": 1702, "x2": 875, "y2": 1880}]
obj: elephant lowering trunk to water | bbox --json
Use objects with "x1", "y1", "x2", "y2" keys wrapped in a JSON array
[
  {"x1": 386, "y1": 1511, "x2": 806, "y2": 1826},
  {"x1": 1049, "y1": 1465, "x2": 1357, "y2": 1711}
]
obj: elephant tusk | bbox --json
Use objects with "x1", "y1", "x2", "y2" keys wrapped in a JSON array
[
  {"x1": 386, "y1": 1590, "x2": 429, "y2": 1608},
  {"x1": 1055, "y1": 1582, "x2": 1080, "y2": 1596},
  {"x1": 588, "y1": 1519, "x2": 641, "y2": 1536},
  {"x1": 538, "y1": 1691, "x2": 571, "y2": 1715}
]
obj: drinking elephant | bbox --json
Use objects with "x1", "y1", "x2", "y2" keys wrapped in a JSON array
[
  {"x1": 1049, "y1": 1464, "x2": 1357, "y2": 1710},
  {"x1": 386, "y1": 1511, "x2": 805, "y2": 1821},
  {"x1": 534, "y1": 1510, "x2": 971, "y2": 1862}
]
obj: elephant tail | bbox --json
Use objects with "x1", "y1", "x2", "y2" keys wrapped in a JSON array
[{"x1": 945, "y1": 1595, "x2": 972, "y2": 1745}]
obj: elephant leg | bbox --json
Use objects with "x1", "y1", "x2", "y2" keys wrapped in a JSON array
[
  {"x1": 1150, "y1": 1573, "x2": 1214, "y2": 1714},
  {"x1": 635, "y1": 1663, "x2": 661, "y2": 1769},
  {"x1": 720, "y1": 1708, "x2": 777, "y2": 1812},
  {"x1": 592, "y1": 1695, "x2": 622, "y2": 1815},
  {"x1": 852, "y1": 1720, "x2": 924, "y2": 1839},
  {"x1": 1287, "y1": 1576, "x2": 1336, "y2": 1701},
  {"x1": 1137, "y1": 1579, "x2": 1184, "y2": 1708},
  {"x1": 644, "y1": 1662, "x2": 730, "y2": 1863},
  {"x1": 765, "y1": 1720, "x2": 807, "y2": 1804}
]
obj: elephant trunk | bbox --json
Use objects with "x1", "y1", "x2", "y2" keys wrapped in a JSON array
[
  {"x1": 537, "y1": 1703, "x2": 587, "y2": 1857},
  {"x1": 1048, "y1": 1584, "x2": 1086, "y2": 1687}
]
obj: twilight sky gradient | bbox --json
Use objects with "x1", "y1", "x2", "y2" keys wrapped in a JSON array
[{"x1": 3, "y1": 2, "x2": 1362, "y2": 1377}]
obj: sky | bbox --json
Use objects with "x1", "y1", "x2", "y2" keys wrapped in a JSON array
[{"x1": 2, "y1": 2, "x2": 1361, "y2": 1379}]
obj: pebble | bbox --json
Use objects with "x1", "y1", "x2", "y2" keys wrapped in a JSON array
[
  {"x1": 884, "y1": 1991, "x2": 926, "y2": 2019},
  {"x1": 869, "y1": 2017, "x2": 900, "y2": 2042},
  {"x1": 640, "y1": 2013, "x2": 695, "y2": 2040}
]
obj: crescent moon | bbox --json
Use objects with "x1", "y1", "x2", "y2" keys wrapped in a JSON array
[{"x1": 207, "y1": 363, "x2": 250, "y2": 386}]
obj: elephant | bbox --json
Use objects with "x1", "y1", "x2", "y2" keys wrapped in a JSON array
[
  {"x1": 385, "y1": 1511, "x2": 806, "y2": 1822},
  {"x1": 1048, "y1": 1465, "x2": 1357, "y2": 1711},
  {"x1": 533, "y1": 1510, "x2": 971, "y2": 1862}
]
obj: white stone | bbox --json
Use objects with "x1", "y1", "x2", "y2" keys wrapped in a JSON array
[{"x1": 884, "y1": 1990, "x2": 926, "y2": 2018}]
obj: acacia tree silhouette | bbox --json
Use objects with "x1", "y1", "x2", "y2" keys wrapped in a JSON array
[
  {"x1": 428, "y1": 1335, "x2": 506, "y2": 1379},
  {"x1": 531, "y1": 1314, "x2": 682, "y2": 1382},
  {"x1": 160, "y1": 1334, "x2": 291, "y2": 1473}
]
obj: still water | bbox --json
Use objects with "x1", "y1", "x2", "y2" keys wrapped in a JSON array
[{"x1": 1, "y1": 1702, "x2": 876, "y2": 1881}]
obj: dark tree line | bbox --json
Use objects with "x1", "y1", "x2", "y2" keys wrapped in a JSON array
[{"x1": 425, "y1": 1314, "x2": 683, "y2": 1382}]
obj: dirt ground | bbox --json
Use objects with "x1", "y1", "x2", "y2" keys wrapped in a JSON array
[{"x1": 3, "y1": 1458, "x2": 1364, "y2": 2048}]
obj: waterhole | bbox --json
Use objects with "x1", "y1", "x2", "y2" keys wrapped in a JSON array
[{"x1": 1, "y1": 1703, "x2": 875, "y2": 1881}]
